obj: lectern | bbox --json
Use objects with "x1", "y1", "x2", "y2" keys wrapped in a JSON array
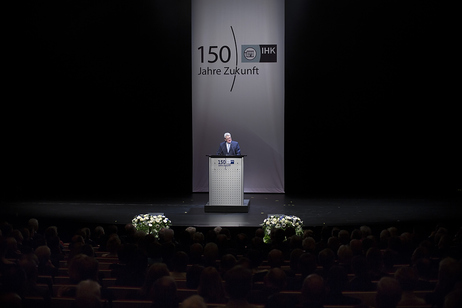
[{"x1": 205, "y1": 155, "x2": 249, "y2": 213}]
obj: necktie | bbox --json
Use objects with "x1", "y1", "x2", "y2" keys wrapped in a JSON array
[{"x1": 227, "y1": 143, "x2": 230, "y2": 153}]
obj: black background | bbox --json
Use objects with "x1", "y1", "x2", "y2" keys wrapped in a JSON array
[{"x1": 4, "y1": 0, "x2": 459, "y2": 202}]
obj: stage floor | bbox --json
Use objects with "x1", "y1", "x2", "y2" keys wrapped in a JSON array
[{"x1": 2, "y1": 193, "x2": 460, "y2": 231}]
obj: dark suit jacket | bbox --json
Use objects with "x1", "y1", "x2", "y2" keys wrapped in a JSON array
[{"x1": 216, "y1": 140, "x2": 241, "y2": 155}]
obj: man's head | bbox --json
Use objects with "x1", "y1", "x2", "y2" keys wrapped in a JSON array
[{"x1": 224, "y1": 132, "x2": 232, "y2": 144}]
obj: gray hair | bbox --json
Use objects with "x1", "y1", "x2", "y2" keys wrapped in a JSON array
[{"x1": 224, "y1": 132, "x2": 231, "y2": 138}]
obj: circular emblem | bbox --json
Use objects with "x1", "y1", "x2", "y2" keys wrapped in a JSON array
[{"x1": 244, "y1": 47, "x2": 257, "y2": 60}]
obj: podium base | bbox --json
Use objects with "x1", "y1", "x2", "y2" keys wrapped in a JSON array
[{"x1": 204, "y1": 199, "x2": 250, "y2": 213}]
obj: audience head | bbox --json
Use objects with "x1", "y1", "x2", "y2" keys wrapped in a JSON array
[
  {"x1": 376, "y1": 277, "x2": 402, "y2": 308},
  {"x1": 94, "y1": 226, "x2": 105, "y2": 237},
  {"x1": 302, "y1": 236, "x2": 316, "y2": 253},
  {"x1": 76, "y1": 279, "x2": 101, "y2": 298},
  {"x1": 360, "y1": 225, "x2": 372, "y2": 239},
  {"x1": 203, "y1": 242, "x2": 219, "y2": 267},
  {"x1": 144, "y1": 262, "x2": 170, "y2": 293},
  {"x1": 437, "y1": 257, "x2": 460, "y2": 290},
  {"x1": 106, "y1": 234, "x2": 121, "y2": 255},
  {"x1": 188, "y1": 243, "x2": 203, "y2": 265},
  {"x1": 299, "y1": 252, "x2": 317, "y2": 277},
  {"x1": 186, "y1": 264, "x2": 204, "y2": 289},
  {"x1": 318, "y1": 248, "x2": 335, "y2": 269},
  {"x1": 337, "y1": 244, "x2": 353, "y2": 265},
  {"x1": 159, "y1": 228, "x2": 175, "y2": 243},
  {"x1": 326, "y1": 265, "x2": 349, "y2": 293},
  {"x1": 0, "y1": 292, "x2": 22, "y2": 308},
  {"x1": 289, "y1": 248, "x2": 304, "y2": 271},
  {"x1": 172, "y1": 251, "x2": 189, "y2": 272},
  {"x1": 394, "y1": 266, "x2": 419, "y2": 291},
  {"x1": 338, "y1": 229, "x2": 350, "y2": 245},
  {"x1": 220, "y1": 254, "x2": 237, "y2": 275},
  {"x1": 68, "y1": 254, "x2": 99, "y2": 284},
  {"x1": 301, "y1": 274, "x2": 325, "y2": 303},
  {"x1": 350, "y1": 239, "x2": 363, "y2": 255},
  {"x1": 224, "y1": 265, "x2": 252, "y2": 300},
  {"x1": 444, "y1": 288, "x2": 462, "y2": 308},
  {"x1": 75, "y1": 279, "x2": 102, "y2": 308},
  {"x1": 181, "y1": 295, "x2": 206, "y2": 308},
  {"x1": 197, "y1": 266, "x2": 226, "y2": 303},
  {"x1": 150, "y1": 276, "x2": 178, "y2": 308},
  {"x1": 34, "y1": 245, "x2": 51, "y2": 264},
  {"x1": 366, "y1": 247, "x2": 383, "y2": 269},
  {"x1": 28, "y1": 218, "x2": 39, "y2": 233},
  {"x1": 268, "y1": 249, "x2": 284, "y2": 268},
  {"x1": 351, "y1": 229, "x2": 362, "y2": 241},
  {"x1": 351, "y1": 255, "x2": 368, "y2": 276},
  {"x1": 264, "y1": 267, "x2": 287, "y2": 291}
]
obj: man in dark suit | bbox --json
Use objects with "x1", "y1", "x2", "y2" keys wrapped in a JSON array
[{"x1": 216, "y1": 132, "x2": 241, "y2": 156}]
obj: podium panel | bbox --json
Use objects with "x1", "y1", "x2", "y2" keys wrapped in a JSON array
[
  {"x1": 205, "y1": 155, "x2": 249, "y2": 213},
  {"x1": 209, "y1": 157, "x2": 244, "y2": 205}
]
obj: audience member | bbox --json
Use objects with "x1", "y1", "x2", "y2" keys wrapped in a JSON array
[
  {"x1": 224, "y1": 265, "x2": 256, "y2": 308},
  {"x1": 197, "y1": 266, "x2": 227, "y2": 303},
  {"x1": 286, "y1": 248, "x2": 303, "y2": 288},
  {"x1": 367, "y1": 247, "x2": 388, "y2": 280},
  {"x1": 413, "y1": 257, "x2": 436, "y2": 290},
  {"x1": 337, "y1": 244, "x2": 353, "y2": 273},
  {"x1": 302, "y1": 236, "x2": 316, "y2": 254},
  {"x1": 338, "y1": 229, "x2": 350, "y2": 245},
  {"x1": 235, "y1": 232, "x2": 249, "y2": 255},
  {"x1": 170, "y1": 251, "x2": 189, "y2": 279},
  {"x1": 349, "y1": 255, "x2": 375, "y2": 291},
  {"x1": 101, "y1": 234, "x2": 121, "y2": 258},
  {"x1": 188, "y1": 243, "x2": 204, "y2": 265},
  {"x1": 79, "y1": 227, "x2": 96, "y2": 247},
  {"x1": 394, "y1": 266, "x2": 427, "y2": 306},
  {"x1": 324, "y1": 265, "x2": 362, "y2": 306},
  {"x1": 350, "y1": 238, "x2": 363, "y2": 256},
  {"x1": 203, "y1": 242, "x2": 219, "y2": 268},
  {"x1": 181, "y1": 295, "x2": 207, "y2": 308},
  {"x1": 19, "y1": 257, "x2": 51, "y2": 300},
  {"x1": 27, "y1": 218, "x2": 43, "y2": 248},
  {"x1": 253, "y1": 249, "x2": 284, "y2": 282},
  {"x1": 4, "y1": 236, "x2": 21, "y2": 260},
  {"x1": 120, "y1": 223, "x2": 137, "y2": 244},
  {"x1": 249, "y1": 267, "x2": 290, "y2": 306},
  {"x1": 291, "y1": 252, "x2": 317, "y2": 291},
  {"x1": 138, "y1": 262, "x2": 170, "y2": 299},
  {"x1": 35, "y1": 245, "x2": 59, "y2": 277},
  {"x1": 444, "y1": 287, "x2": 462, "y2": 308},
  {"x1": 269, "y1": 228, "x2": 289, "y2": 254},
  {"x1": 315, "y1": 248, "x2": 335, "y2": 278},
  {"x1": 426, "y1": 257, "x2": 461, "y2": 308},
  {"x1": 92, "y1": 226, "x2": 106, "y2": 248},
  {"x1": 301, "y1": 274, "x2": 325, "y2": 308},
  {"x1": 68, "y1": 253, "x2": 99, "y2": 284},
  {"x1": 150, "y1": 276, "x2": 178, "y2": 308},
  {"x1": 376, "y1": 277, "x2": 402, "y2": 308},
  {"x1": 186, "y1": 264, "x2": 204, "y2": 289},
  {"x1": 98, "y1": 224, "x2": 118, "y2": 252},
  {"x1": 360, "y1": 225, "x2": 372, "y2": 239},
  {"x1": 219, "y1": 254, "x2": 237, "y2": 278},
  {"x1": 75, "y1": 279, "x2": 102, "y2": 308},
  {"x1": 115, "y1": 243, "x2": 148, "y2": 286}
]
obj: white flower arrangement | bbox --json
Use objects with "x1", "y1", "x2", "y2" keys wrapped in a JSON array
[
  {"x1": 132, "y1": 213, "x2": 172, "y2": 238},
  {"x1": 261, "y1": 215, "x2": 304, "y2": 243}
]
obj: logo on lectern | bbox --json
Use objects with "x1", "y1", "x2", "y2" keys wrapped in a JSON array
[{"x1": 242, "y1": 45, "x2": 277, "y2": 63}]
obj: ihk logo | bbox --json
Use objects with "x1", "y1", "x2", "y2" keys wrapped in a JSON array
[{"x1": 242, "y1": 44, "x2": 277, "y2": 63}]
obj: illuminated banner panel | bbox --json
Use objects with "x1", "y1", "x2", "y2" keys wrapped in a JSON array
[{"x1": 192, "y1": 0, "x2": 284, "y2": 192}]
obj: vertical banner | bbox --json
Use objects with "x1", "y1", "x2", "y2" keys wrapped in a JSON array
[{"x1": 192, "y1": 0, "x2": 284, "y2": 193}]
